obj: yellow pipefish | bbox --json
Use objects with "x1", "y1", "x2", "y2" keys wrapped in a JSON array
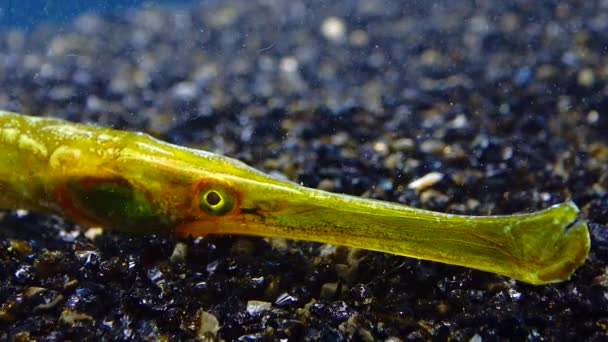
[{"x1": 0, "y1": 111, "x2": 590, "y2": 284}]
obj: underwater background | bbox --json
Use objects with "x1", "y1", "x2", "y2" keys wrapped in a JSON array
[
  {"x1": 1, "y1": 0, "x2": 607, "y2": 340},
  {"x1": 1, "y1": 0, "x2": 193, "y2": 28}
]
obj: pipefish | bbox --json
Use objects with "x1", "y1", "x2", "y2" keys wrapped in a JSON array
[{"x1": 0, "y1": 111, "x2": 590, "y2": 284}]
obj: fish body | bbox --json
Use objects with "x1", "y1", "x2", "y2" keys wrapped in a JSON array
[{"x1": 0, "y1": 111, "x2": 590, "y2": 284}]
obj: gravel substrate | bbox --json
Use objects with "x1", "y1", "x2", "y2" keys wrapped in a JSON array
[{"x1": 1, "y1": 0, "x2": 607, "y2": 340}]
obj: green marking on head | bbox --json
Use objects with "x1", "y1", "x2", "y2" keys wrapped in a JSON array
[{"x1": 69, "y1": 177, "x2": 169, "y2": 232}]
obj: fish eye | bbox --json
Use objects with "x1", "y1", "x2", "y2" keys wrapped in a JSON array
[
  {"x1": 206, "y1": 191, "x2": 221, "y2": 206},
  {"x1": 199, "y1": 184, "x2": 234, "y2": 216}
]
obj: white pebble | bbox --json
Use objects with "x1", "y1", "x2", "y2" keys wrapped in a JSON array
[
  {"x1": 321, "y1": 16, "x2": 346, "y2": 42},
  {"x1": 279, "y1": 57, "x2": 299, "y2": 74},
  {"x1": 407, "y1": 172, "x2": 445, "y2": 191},
  {"x1": 246, "y1": 300, "x2": 272, "y2": 316},
  {"x1": 171, "y1": 81, "x2": 198, "y2": 101}
]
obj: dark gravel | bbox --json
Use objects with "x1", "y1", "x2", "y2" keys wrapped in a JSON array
[{"x1": 1, "y1": 0, "x2": 607, "y2": 340}]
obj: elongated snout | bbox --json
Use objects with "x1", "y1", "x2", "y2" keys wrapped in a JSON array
[{"x1": 177, "y1": 179, "x2": 590, "y2": 285}]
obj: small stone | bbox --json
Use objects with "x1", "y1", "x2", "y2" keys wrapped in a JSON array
[
  {"x1": 420, "y1": 49, "x2": 442, "y2": 65},
  {"x1": 321, "y1": 16, "x2": 346, "y2": 42},
  {"x1": 29, "y1": 288, "x2": 64, "y2": 312},
  {"x1": 170, "y1": 242, "x2": 188, "y2": 263},
  {"x1": 407, "y1": 172, "x2": 445, "y2": 191},
  {"x1": 443, "y1": 145, "x2": 466, "y2": 161},
  {"x1": 274, "y1": 293, "x2": 297, "y2": 306},
  {"x1": 500, "y1": 12, "x2": 520, "y2": 32},
  {"x1": 469, "y1": 334, "x2": 483, "y2": 342},
  {"x1": 536, "y1": 64, "x2": 557, "y2": 79},
  {"x1": 436, "y1": 301, "x2": 449, "y2": 314},
  {"x1": 279, "y1": 57, "x2": 299, "y2": 74},
  {"x1": 587, "y1": 110, "x2": 599, "y2": 124},
  {"x1": 84, "y1": 227, "x2": 104, "y2": 240},
  {"x1": 467, "y1": 199, "x2": 481, "y2": 211},
  {"x1": 12, "y1": 332, "x2": 31, "y2": 341},
  {"x1": 197, "y1": 310, "x2": 220, "y2": 340},
  {"x1": 577, "y1": 68, "x2": 594, "y2": 87},
  {"x1": 85, "y1": 95, "x2": 105, "y2": 112},
  {"x1": 318, "y1": 244, "x2": 338, "y2": 259},
  {"x1": 593, "y1": 267, "x2": 608, "y2": 287},
  {"x1": 320, "y1": 282, "x2": 340, "y2": 300},
  {"x1": 59, "y1": 309, "x2": 93, "y2": 325},
  {"x1": 318, "y1": 178, "x2": 336, "y2": 191},
  {"x1": 391, "y1": 138, "x2": 414, "y2": 151},
  {"x1": 246, "y1": 300, "x2": 272, "y2": 316},
  {"x1": 49, "y1": 86, "x2": 76, "y2": 101},
  {"x1": 331, "y1": 132, "x2": 350, "y2": 146},
  {"x1": 171, "y1": 82, "x2": 198, "y2": 101},
  {"x1": 385, "y1": 338, "x2": 404, "y2": 342},
  {"x1": 419, "y1": 189, "x2": 450, "y2": 208},
  {"x1": 267, "y1": 237, "x2": 288, "y2": 252},
  {"x1": 383, "y1": 152, "x2": 402, "y2": 169},
  {"x1": 23, "y1": 287, "x2": 45, "y2": 298},
  {"x1": 373, "y1": 141, "x2": 389, "y2": 155},
  {"x1": 349, "y1": 30, "x2": 369, "y2": 46},
  {"x1": 449, "y1": 114, "x2": 468, "y2": 129},
  {"x1": 208, "y1": 5, "x2": 238, "y2": 27},
  {"x1": 7, "y1": 239, "x2": 32, "y2": 256},
  {"x1": 419, "y1": 139, "x2": 446, "y2": 154}
]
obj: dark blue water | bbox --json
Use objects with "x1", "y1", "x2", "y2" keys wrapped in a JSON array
[{"x1": 0, "y1": 0, "x2": 193, "y2": 28}]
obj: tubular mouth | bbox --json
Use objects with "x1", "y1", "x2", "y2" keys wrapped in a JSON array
[
  {"x1": 530, "y1": 204, "x2": 590, "y2": 284},
  {"x1": 565, "y1": 215, "x2": 583, "y2": 231},
  {"x1": 178, "y1": 178, "x2": 591, "y2": 285}
]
